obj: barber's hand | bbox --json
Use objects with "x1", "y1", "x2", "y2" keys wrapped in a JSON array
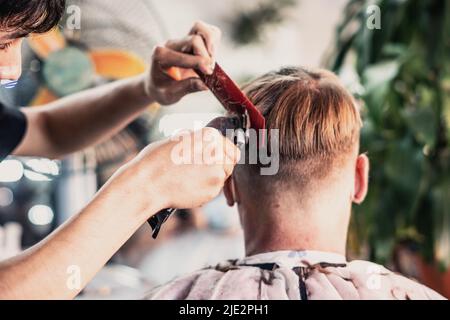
[
  {"x1": 144, "y1": 21, "x2": 222, "y2": 105},
  {"x1": 122, "y1": 128, "x2": 240, "y2": 215}
]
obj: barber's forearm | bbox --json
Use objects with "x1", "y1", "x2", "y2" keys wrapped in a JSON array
[
  {"x1": 0, "y1": 163, "x2": 160, "y2": 299},
  {"x1": 15, "y1": 75, "x2": 154, "y2": 159}
]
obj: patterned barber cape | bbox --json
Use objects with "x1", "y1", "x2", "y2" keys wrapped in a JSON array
[{"x1": 145, "y1": 250, "x2": 446, "y2": 300}]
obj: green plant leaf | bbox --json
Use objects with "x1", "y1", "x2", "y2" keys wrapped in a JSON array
[{"x1": 402, "y1": 106, "x2": 437, "y2": 147}]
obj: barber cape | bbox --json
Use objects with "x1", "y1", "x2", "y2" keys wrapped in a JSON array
[{"x1": 145, "y1": 250, "x2": 446, "y2": 300}]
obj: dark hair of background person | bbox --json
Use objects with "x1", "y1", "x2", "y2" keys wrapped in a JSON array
[{"x1": 0, "y1": 0, "x2": 66, "y2": 36}]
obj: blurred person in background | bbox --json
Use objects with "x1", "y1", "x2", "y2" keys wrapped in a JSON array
[{"x1": 0, "y1": 0, "x2": 241, "y2": 299}]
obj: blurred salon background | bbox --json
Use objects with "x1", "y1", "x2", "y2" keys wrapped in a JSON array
[{"x1": 0, "y1": 0, "x2": 448, "y2": 299}]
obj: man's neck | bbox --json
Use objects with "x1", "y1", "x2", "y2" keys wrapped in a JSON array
[{"x1": 239, "y1": 194, "x2": 351, "y2": 257}]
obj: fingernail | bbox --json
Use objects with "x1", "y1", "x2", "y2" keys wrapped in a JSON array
[
  {"x1": 205, "y1": 63, "x2": 215, "y2": 75},
  {"x1": 206, "y1": 66, "x2": 214, "y2": 75}
]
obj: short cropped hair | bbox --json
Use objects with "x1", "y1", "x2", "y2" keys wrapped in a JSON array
[
  {"x1": 236, "y1": 66, "x2": 362, "y2": 189},
  {"x1": 0, "y1": 0, "x2": 66, "y2": 36}
]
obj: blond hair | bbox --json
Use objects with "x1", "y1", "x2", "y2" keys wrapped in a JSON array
[{"x1": 236, "y1": 66, "x2": 362, "y2": 186}]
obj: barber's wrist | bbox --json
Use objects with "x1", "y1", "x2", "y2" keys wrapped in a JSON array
[
  {"x1": 102, "y1": 160, "x2": 166, "y2": 223},
  {"x1": 128, "y1": 74, "x2": 156, "y2": 108}
]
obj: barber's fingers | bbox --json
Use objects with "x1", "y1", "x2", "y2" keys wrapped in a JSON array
[
  {"x1": 202, "y1": 128, "x2": 240, "y2": 178},
  {"x1": 152, "y1": 45, "x2": 213, "y2": 75},
  {"x1": 166, "y1": 77, "x2": 208, "y2": 101},
  {"x1": 202, "y1": 128, "x2": 241, "y2": 163},
  {"x1": 165, "y1": 35, "x2": 210, "y2": 59},
  {"x1": 223, "y1": 134, "x2": 241, "y2": 165},
  {"x1": 189, "y1": 21, "x2": 222, "y2": 57},
  {"x1": 163, "y1": 35, "x2": 213, "y2": 81},
  {"x1": 223, "y1": 147, "x2": 240, "y2": 178}
]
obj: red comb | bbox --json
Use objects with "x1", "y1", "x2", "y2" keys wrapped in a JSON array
[{"x1": 197, "y1": 64, "x2": 266, "y2": 131}]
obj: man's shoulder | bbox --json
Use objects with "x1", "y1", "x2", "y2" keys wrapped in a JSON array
[
  {"x1": 144, "y1": 260, "x2": 290, "y2": 300},
  {"x1": 144, "y1": 263, "x2": 238, "y2": 300},
  {"x1": 336, "y1": 260, "x2": 445, "y2": 300}
]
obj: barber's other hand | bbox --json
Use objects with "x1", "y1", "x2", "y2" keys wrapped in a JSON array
[
  {"x1": 122, "y1": 128, "x2": 240, "y2": 215},
  {"x1": 144, "y1": 21, "x2": 221, "y2": 105}
]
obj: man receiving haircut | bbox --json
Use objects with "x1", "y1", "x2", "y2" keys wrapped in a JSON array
[
  {"x1": 0, "y1": 0, "x2": 239, "y2": 298},
  {"x1": 146, "y1": 66, "x2": 445, "y2": 300}
]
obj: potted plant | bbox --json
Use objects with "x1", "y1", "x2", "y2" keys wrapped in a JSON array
[{"x1": 329, "y1": 0, "x2": 449, "y2": 297}]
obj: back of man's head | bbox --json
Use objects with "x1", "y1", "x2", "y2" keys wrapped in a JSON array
[{"x1": 229, "y1": 66, "x2": 364, "y2": 214}]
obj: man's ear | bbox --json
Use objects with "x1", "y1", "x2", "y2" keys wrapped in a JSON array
[
  {"x1": 353, "y1": 153, "x2": 369, "y2": 204},
  {"x1": 223, "y1": 176, "x2": 236, "y2": 207}
]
